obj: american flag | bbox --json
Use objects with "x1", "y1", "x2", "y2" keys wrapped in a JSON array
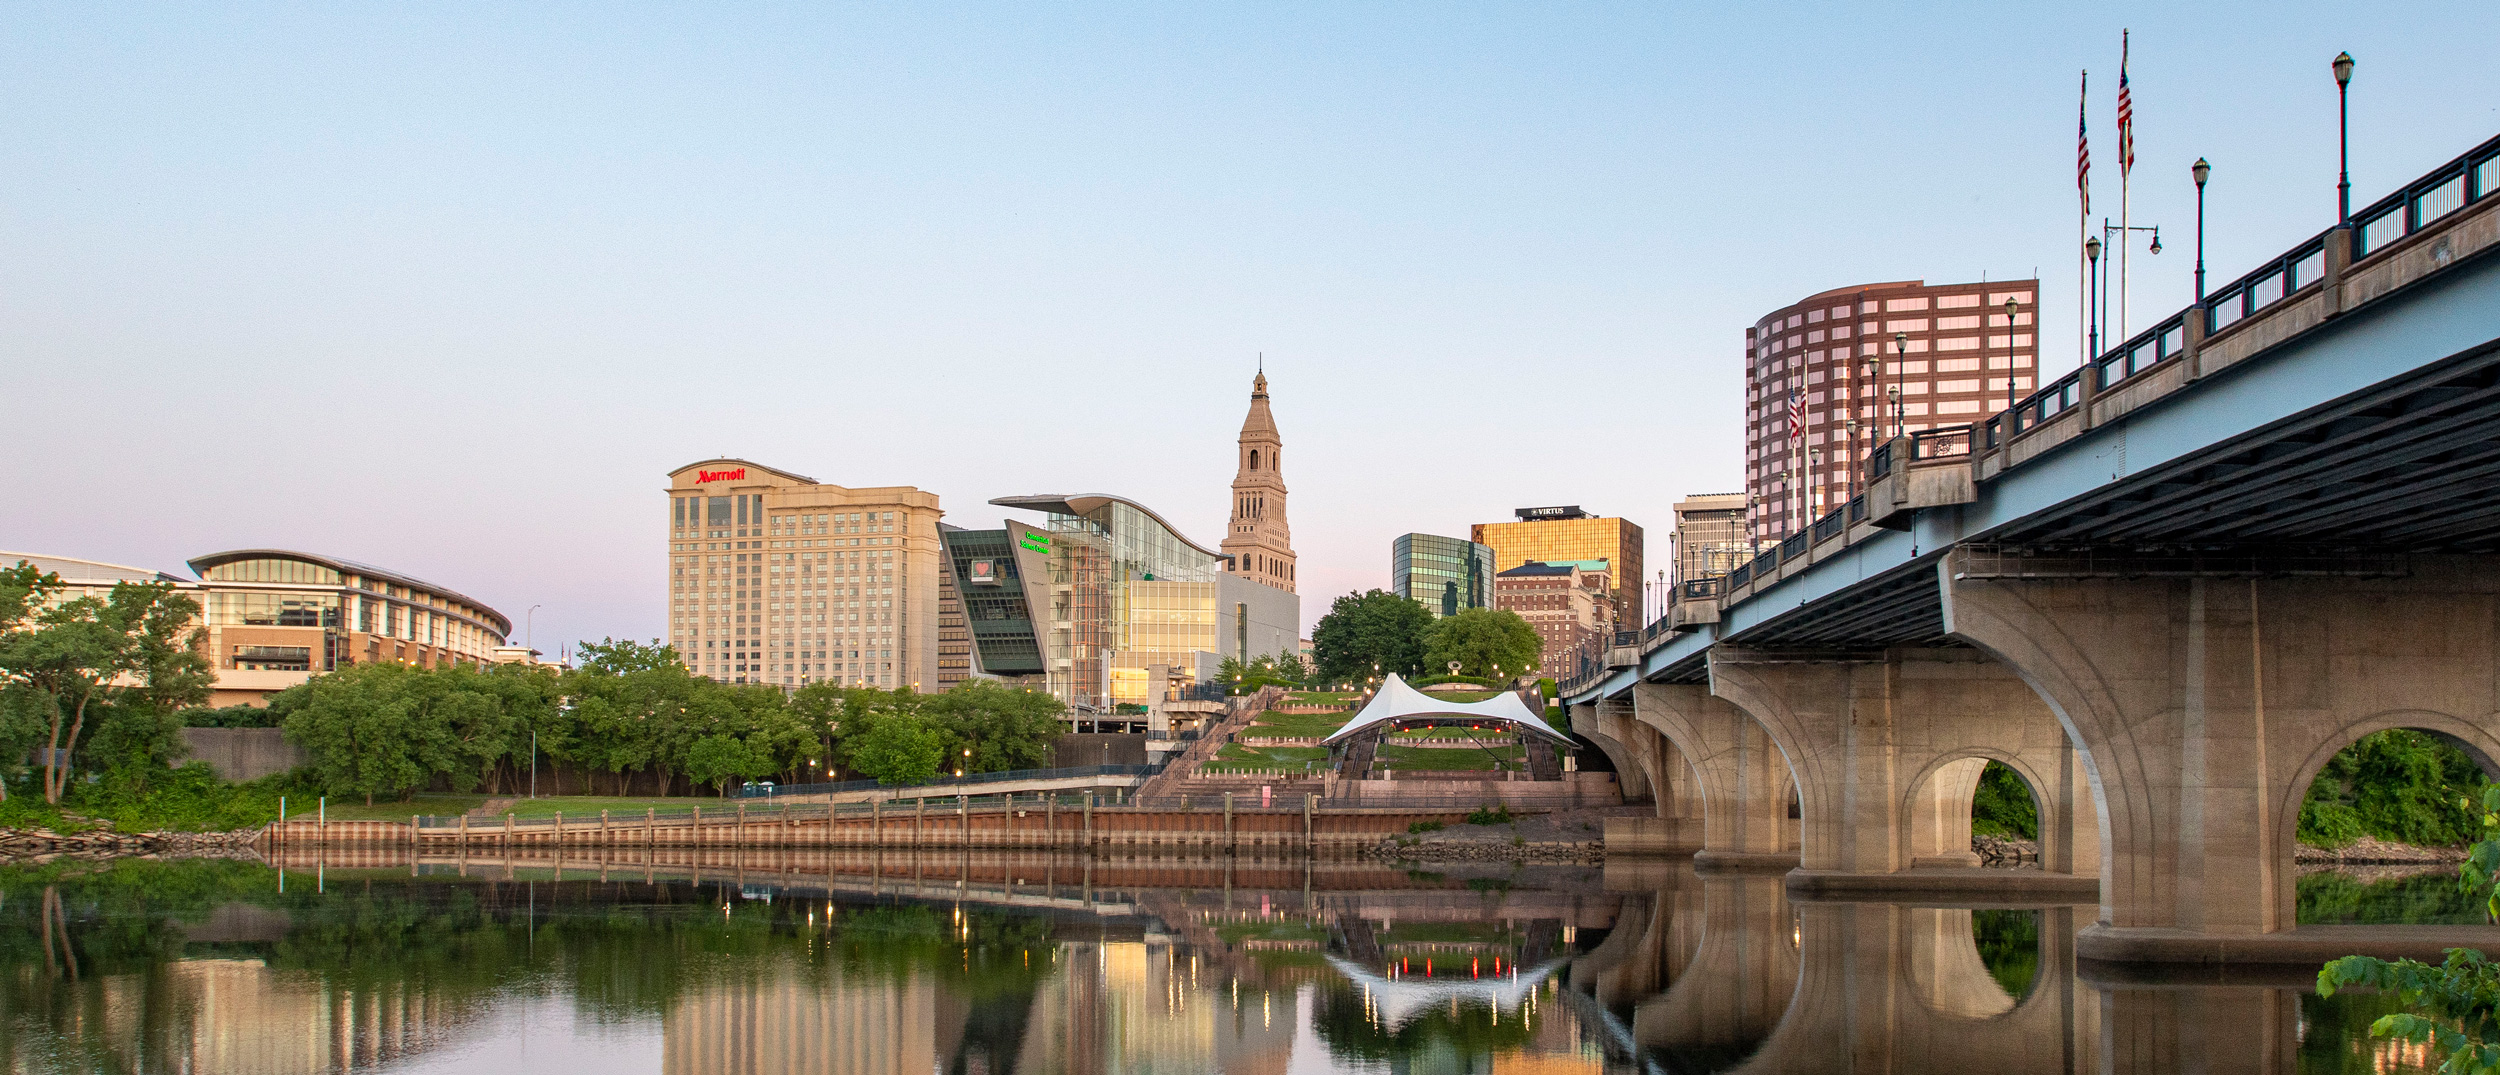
[
  {"x1": 2078, "y1": 71, "x2": 2091, "y2": 214},
  {"x1": 1787, "y1": 387, "x2": 1804, "y2": 441},
  {"x1": 2117, "y1": 32, "x2": 2133, "y2": 176}
]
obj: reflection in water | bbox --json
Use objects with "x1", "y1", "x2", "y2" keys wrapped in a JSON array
[
  {"x1": 1971, "y1": 909, "x2": 2041, "y2": 1002},
  {"x1": 0, "y1": 852, "x2": 2471, "y2": 1073}
]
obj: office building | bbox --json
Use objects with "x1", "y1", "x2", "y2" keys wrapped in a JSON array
[
  {"x1": 1470, "y1": 506, "x2": 1644, "y2": 626},
  {"x1": 944, "y1": 493, "x2": 1297, "y2": 723},
  {"x1": 3, "y1": 549, "x2": 515, "y2": 707},
  {"x1": 663, "y1": 460, "x2": 943, "y2": 689},
  {"x1": 1493, "y1": 561, "x2": 1614, "y2": 678},
  {"x1": 1746, "y1": 278, "x2": 2037, "y2": 540},
  {"x1": 1391, "y1": 533, "x2": 1493, "y2": 618},
  {"x1": 1672, "y1": 492, "x2": 1753, "y2": 586}
]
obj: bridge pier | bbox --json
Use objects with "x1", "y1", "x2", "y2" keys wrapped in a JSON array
[
  {"x1": 1629, "y1": 871, "x2": 1799, "y2": 1063},
  {"x1": 1630, "y1": 682, "x2": 1797, "y2": 867},
  {"x1": 1942, "y1": 551, "x2": 2500, "y2": 961},
  {"x1": 1704, "y1": 646, "x2": 2099, "y2": 895}
]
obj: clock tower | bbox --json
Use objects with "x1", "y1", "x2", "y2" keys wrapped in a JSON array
[{"x1": 1222, "y1": 371, "x2": 1296, "y2": 593}]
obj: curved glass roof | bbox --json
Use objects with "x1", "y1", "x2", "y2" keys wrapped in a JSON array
[{"x1": 185, "y1": 549, "x2": 512, "y2": 635}]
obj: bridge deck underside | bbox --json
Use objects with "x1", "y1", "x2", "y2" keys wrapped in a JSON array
[
  {"x1": 1652, "y1": 337, "x2": 2500, "y2": 681},
  {"x1": 1998, "y1": 339, "x2": 2500, "y2": 549}
]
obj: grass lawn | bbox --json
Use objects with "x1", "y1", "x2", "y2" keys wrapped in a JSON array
[
  {"x1": 1283, "y1": 691, "x2": 1356, "y2": 704},
  {"x1": 299, "y1": 793, "x2": 491, "y2": 823},
  {"x1": 1248, "y1": 710, "x2": 1350, "y2": 738},
  {"x1": 1416, "y1": 689, "x2": 1501, "y2": 702}
]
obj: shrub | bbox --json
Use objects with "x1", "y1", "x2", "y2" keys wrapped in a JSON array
[
  {"x1": 1407, "y1": 820, "x2": 1444, "y2": 834},
  {"x1": 1466, "y1": 804, "x2": 1513, "y2": 826}
]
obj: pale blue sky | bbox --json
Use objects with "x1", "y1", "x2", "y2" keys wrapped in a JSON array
[{"x1": 6, "y1": 4, "x2": 2495, "y2": 651}]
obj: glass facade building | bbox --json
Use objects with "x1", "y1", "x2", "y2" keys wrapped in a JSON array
[
  {"x1": 949, "y1": 495, "x2": 1226, "y2": 715},
  {"x1": 1391, "y1": 533, "x2": 1493, "y2": 618}
]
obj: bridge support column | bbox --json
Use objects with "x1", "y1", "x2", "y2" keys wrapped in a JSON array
[
  {"x1": 1942, "y1": 551, "x2": 2500, "y2": 960},
  {"x1": 1705, "y1": 646, "x2": 2098, "y2": 894},
  {"x1": 1631, "y1": 682, "x2": 1794, "y2": 867},
  {"x1": 1573, "y1": 698, "x2": 1692, "y2": 820}
]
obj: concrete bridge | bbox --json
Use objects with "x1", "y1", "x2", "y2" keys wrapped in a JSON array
[{"x1": 1568, "y1": 131, "x2": 2500, "y2": 964}]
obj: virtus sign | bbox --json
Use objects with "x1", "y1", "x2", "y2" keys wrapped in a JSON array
[{"x1": 696, "y1": 468, "x2": 747, "y2": 484}]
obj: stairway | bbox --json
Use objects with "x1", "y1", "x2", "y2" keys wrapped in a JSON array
[{"x1": 1133, "y1": 685, "x2": 1286, "y2": 805}]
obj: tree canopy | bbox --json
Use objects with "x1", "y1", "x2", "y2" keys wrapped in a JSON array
[
  {"x1": 1310, "y1": 590, "x2": 1433, "y2": 685},
  {"x1": 1421, "y1": 607, "x2": 1543, "y2": 679},
  {"x1": 0, "y1": 566, "x2": 211, "y2": 803}
]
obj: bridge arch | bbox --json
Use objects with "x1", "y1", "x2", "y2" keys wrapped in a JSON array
[
  {"x1": 2270, "y1": 707, "x2": 2500, "y2": 925},
  {"x1": 1901, "y1": 751, "x2": 2022, "y2": 870}
]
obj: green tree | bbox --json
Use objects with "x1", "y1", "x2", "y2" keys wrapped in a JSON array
[
  {"x1": 818, "y1": 686, "x2": 927, "y2": 779},
  {"x1": 272, "y1": 662, "x2": 537, "y2": 805},
  {"x1": 0, "y1": 577, "x2": 210, "y2": 803},
  {"x1": 2300, "y1": 729, "x2": 2490, "y2": 849},
  {"x1": 1310, "y1": 590, "x2": 1434, "y2": 685},
  {"x1": 846, "y1": 714, "x2": 947, "y2": 786},
  {"x1": 2320, "y1": 785, "x2": 2500, "y2": 1073},
  {"x1": 684, "y1": 734, "x2": 772, "y2": 797},
  {"x1": 561, "y1": 638, "x2": 697, "y2": 794},
  {"x1": 1421, "y1": 607, "x2": 1543, "y2": 679},
  {"x1": 926, "y1": 680, "x2": 1065, "y2": 773},
  {"x1": 280, "y1": 664, "x2": 432, "y2": 806}
]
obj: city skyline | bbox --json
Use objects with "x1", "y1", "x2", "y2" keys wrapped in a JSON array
[{"x1": 6, "y1": 5, "x2": 2495, "y2": 649}]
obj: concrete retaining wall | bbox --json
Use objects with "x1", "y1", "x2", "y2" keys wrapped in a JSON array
[{"x1": 179, "y1": 728, "x2": 306, "y2": 782}]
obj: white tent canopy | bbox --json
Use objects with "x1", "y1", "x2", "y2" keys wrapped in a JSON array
[{"x1": 1319, "y1": 674, "x2": 1573, "y2": 746}]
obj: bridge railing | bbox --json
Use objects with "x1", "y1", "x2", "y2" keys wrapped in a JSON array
[
  {"x1": 2002, "y1": 129, "x2": 2500, "y2": 448},
  {"x1": 1913, "y1": 425, "x2": 1972, "y2": 458}
]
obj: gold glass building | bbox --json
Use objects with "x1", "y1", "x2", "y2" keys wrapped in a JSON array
[{"x1": 1470, "y1": 507, "x2": 1645, "y2": 626}]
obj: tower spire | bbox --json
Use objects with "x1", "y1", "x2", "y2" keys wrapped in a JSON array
[{"x1": 1223, "y1": 366, "x2": 1294, "y2": 594}]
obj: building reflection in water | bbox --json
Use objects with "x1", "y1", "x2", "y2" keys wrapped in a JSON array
[{"x1": 0, "y1": 850, "x2": 2468, "y2": 1073}]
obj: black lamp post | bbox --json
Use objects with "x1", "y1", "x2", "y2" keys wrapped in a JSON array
[
  {"x1": 2085, "y1": 236, "x2": 2103, "y2": 362},
  {"x1": 1891, "y1": 332, "x2": 1908, "y2": 439},
  {"x1": 2334, "y1": 52, "x2": 2355, "y2": 222},
  {"x1": 2193, "y1": 158, "x2": 2211, "y2": 302},
  {"x1": 2002, "y1": 297, "x2": 2021, "y2": 419}
]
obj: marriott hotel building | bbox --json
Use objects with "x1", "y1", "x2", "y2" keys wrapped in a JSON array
[{"x1": 663, "y1": 459, "x2": 962, "y2": 690}]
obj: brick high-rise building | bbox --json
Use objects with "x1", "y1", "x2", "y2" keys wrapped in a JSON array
[{"x1": 1745, "y1": 278, "x2": 2036, "y2": 541}]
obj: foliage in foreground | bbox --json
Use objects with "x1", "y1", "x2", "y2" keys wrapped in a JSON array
[{"x1": 2318, "y1": 784, "x2": 2500, "y2": 1073}]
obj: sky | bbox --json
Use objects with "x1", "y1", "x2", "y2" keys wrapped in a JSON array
[{"x1": 5, "y1": 3, "x2": 2496, "y2": 653}]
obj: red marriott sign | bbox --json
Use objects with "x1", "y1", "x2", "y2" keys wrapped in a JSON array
[{"x1": 696, "y1": 468, "x2": 746, "y2": 484}]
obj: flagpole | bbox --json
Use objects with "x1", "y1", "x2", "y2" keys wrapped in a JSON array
[
  {"x1": 2078, "y1": 70, "x2": 2090, "y2": 368},
  {"x1": 2118, "y1": 29, "x2": 2131, "y2": 346}
]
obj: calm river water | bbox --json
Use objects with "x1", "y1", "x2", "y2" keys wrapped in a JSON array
[{"x1": 0, "y1": 850, "x2": 2480, "y2": 1074}]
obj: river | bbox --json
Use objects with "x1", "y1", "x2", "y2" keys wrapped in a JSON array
[{"x1": 0, "y1": 850, "x2": 2477, "y2": 1073}]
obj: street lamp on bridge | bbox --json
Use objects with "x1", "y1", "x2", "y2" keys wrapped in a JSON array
[
  {"x1": 2193, "y1": 158, "x2": 2212, "y2": 302},
  {"x1": 2334, "y1": 52, "x2": 2355, "y2": 223}
]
